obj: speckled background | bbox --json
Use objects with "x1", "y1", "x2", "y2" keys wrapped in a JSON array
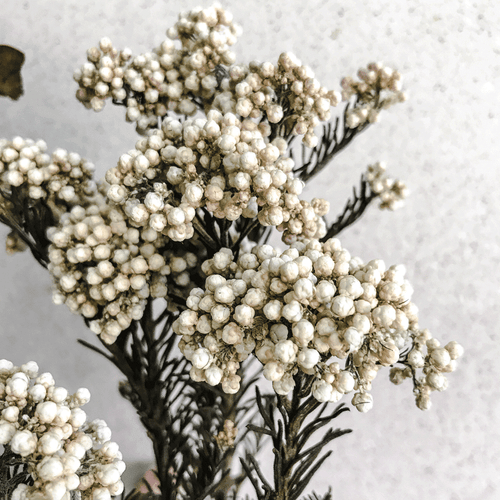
[{"x1": 1, "y1": 0, "x2": 499, "y2": 498}]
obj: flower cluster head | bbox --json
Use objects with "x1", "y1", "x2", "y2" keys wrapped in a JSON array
[
  {"x1": 341, "y1": 62, "x2": 407, "y2": 128},
  {"x1": 74, "y1": 4, "x2": 240, "y2": 134},
  {"x1": 104, "y1": 111, "x2": 328, "y2": 244},
  {"x1": 217, "y1": 52, "x2": 341, "y2": 147},
  {"x1": 0, "y1": 137, "x2": 97, "y2": 254},
  {"x1": 0, "y1": 359, "x2": 124, "y2": 500},
  {"x1": 47, "y1": 195, "x2": 172, "y2": 344},
  {"x1": 173, "y1": 238, "x2": 462, "y2": 411},
  {"x1": 74, "y1": 38, "x2": 132, "y2": 113},
  {"x1": 389, "y1": 332, "x2": 464, "y2": 411},
  {"x1": 366, "y1": 162, "x2": 409, "y2": 211}
]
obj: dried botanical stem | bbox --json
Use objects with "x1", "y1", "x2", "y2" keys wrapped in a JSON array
[
  {"x1": 322, "y1": 175, "x2": 377, "y2": 239},
  {"x1": 292, "y1": 101, "x2": 369, "y2": 183},
  {"x1": 244, "y1": 376, "x2": 351, "y2": 500}
]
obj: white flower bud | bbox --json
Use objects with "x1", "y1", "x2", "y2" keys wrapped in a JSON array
[
  {"x1": 445, "y1": 341, "x2": 464, "y2": 360},
  {"x1": 7, "y1": 376, "x2": 29, "y2": 398},
  {"x1": 0, "y1": 422, "x2": 16, "y2": 444},
  {"x1": 39, "y1": 433, "x2": 62, "y2": 455},
  {"x1": 205, "y1": 366, "x2": 223, "y2": 386},
  {"x1": 36, "y1": 401, "x2": 58, "y2": 423},
  {"x1": 292, "y1": 319, "x2": 314, "y2": 346},
  {"x1": 70, "y1": 408, "x2": 87, "y2": 428},
  {"x1": 0, "y1": 359, "x2": 14, "y2": 372},
  {"x1": 192, "y1": 348, "x2": 212, "y2": 369},
  {"x1": 167, "y1": 207, "x2": 186, "y2": 226},
  {"x1": 221, "y1": 374, "x2": 241, "y2": 394},
  {"x1": 315, "y1": 281, "x2": 336, "y2": 303},
  {"x1": 293, "y1": 278, "x2": 314, "y2": 301},
  {"x1": 280, "y1": 261, "x2": 299, "y2": 283},
  {"x1": 379, "y1": 281, "x2": 402, "y2": 302},
  {"x1": 416, "y1": 393, "x2": 432, "y2": 411},
  {"x1": 109, "y1": 480, "x2": 125, "y2": 496},
  {"x1": 65, "y1": 441, "x2": 86, "y2": 459},
  {"x1": 144, "y1": 192, "x2": 164, "y2": 212},
  {"x1": 214, "y1": 285, "x2": 235, "y2": 304},
  {"x1": 273, "y1": 373, "x2": 295, "y2": 395},
  {"x1": 274, "y1": 340, "x2": 297, "y2": 364},
  {"x1": 331, "y1": 295, "x2": 354, "y2": 318},
  {"x1": 92, "y1": 488, "x2": 112, "y2": 500},
  {"x1": 97, "y1": 463, "x2": 122, "y2": 486},
  {"x1": 233, "y1": 304, "x2": 255, "y2": 326},
  {"x1": 312, "y1": 379, "x2": 333, "y2": 402},
  {"x1": 336, "y1": 371, "x2": 355, "y2": 394},
  {"x1": 11, "y1": 430, "x2": 37, "y2": 456},
  {"x1": 426, "y1": 371, "x2": 448, "y2": 391},
  {"x1": 430, "y1": 347, "x2": 451, "y2": 369},
  {"x1": 316, "y1": 317, "x2": 337, "y2": 336},
  {"x1": 11, "y1": 484, "x2": 28, "y2": 500},
  {"x1": 38, "y1": 456, "x2": 64, "y2": 481},
  {"x1": 352, "y1": 392, "x2": 373, "y2": 412},
  {"x1": 50, "y1": 386, "x2": 68, "y2": 403},
  {"x1": 351, "y1": 313, "x2": 371, "y2": 334},
  {"x1": 297, "y1": 348, "x2": 320, "y2": 370},
  {"x1": 377, "y1": 341, "x2": 399, "y2": 366},
  {"x1": 407, "y1": 349, "x2": 425, "y2": 368},
  {"x1": 21, "y1": 361, "x2": 39, "y2": 377},
  {"x1": 372, "y1": 305, "x2": 396, "y2": 328},
  {"x1": 338, "y1": 329, "x2": 359, "y2": 355},
  {"x1": 263, "y1": 361, "x2": 284, "y2": 382},
  {"x1": 282, "y1": 301, "x2": 303, "y2": 322},
  {"x1": 263, "y1": 300, "x2": 282, "y2": 321},
  {"x1": 222, "y1": 323, "x2": 243, "y2": 345},
  {"x1": 2, "y1": 406, "x2": 19, "y2": 422},
  {"x1": 338, "y1": 276, "x2": 363, "y2": 299}
]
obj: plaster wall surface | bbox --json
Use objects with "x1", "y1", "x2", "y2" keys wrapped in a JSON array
[{"x1": 0, "y1": 0, "x2": 499, "y2": 498}]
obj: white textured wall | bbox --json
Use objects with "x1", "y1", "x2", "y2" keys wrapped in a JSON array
[{"x1": 1, "y1": 0, "x2": 499, "y2": 498}]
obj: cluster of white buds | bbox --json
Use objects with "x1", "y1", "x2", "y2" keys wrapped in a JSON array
[
  {"x1": 105, "y1": 111, "x2": 328, "y2": 243},
  {"x1": 275, "y1": 197, "x2": 329, "y2": 244},
  {"x1": 173, "y1": 238, "x2": 462, "y2": 411},
  {"x1": 74, "y1": 37, "x2": 132, "y2": 113},
  {"x1": 341, "y1": 62, "x2": 407, "y2": 128},
  {"x1": 75, "y1": 5, "x2": 240, "y2": 134},
  {"x1": 0, "y1": 359, "x2": 125, "y2": 500},
  {"x1": 389, "y1": 332, "x2": 464, "y2": 410},
  {"x1": 366, "y1": 162, "x2": 409, "y2": 210},
  {"x1": 218, "y1": 52, "x2": 341, "y2": 147},
  {"x1": 47, "y1": 196, "x2": 170, "y2": 344},
  {"x1": 167, "y1": 4, "x2": 239, "y2": 71},
  {"x1": 0, "y1": 138, "x2": 97, "y2": 253},
  {"x1": 214, "y1": 419, "x2": 238, "y2": 450}
]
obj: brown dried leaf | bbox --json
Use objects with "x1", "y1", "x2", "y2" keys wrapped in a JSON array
[{"x1": 0, "y1": 45, "x2": 25, "y2": 100}]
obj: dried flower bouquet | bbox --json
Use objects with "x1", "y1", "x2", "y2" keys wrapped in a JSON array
[{"x1": 0, "y1": 4, "x2": 463, "y2": 500}]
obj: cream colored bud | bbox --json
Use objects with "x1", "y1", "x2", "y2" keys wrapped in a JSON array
[
  {"x1": 445, "y1": 341, "x2": 464, "y2": 360},
  {"x1": 297, "y1": 348, "x2": 320, "y2": 370},
  {"x1": 292, "y1": 319, "x2": 314, "y2": 346},
  {"x1": 331, "y1": 295, "x2": 355, "y2": 318},
  {"x1": 205, "y1": 366, "x2": 223, "y2": 386},
  {"x1": 192, "y1": 348, "x2": 212, "y2": 369},
  {"x1": 352, "y1": 392, "x2": 373, "y2": 412},
  {"x1": 274, "y1": 340, "x2": 297, "y2": 364},
  {"x1": 312, "y1": 379, "x2": 333, "y2": 403},
  {"x1": 430, "y1": 348, "x2": 451, "y2": 369},
  {"x1": 263, "y1": 361, "x2": 284, "y2": 382},
  {"x1": 336, "y1": 371, "x2": 355, "y2": 394}
]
